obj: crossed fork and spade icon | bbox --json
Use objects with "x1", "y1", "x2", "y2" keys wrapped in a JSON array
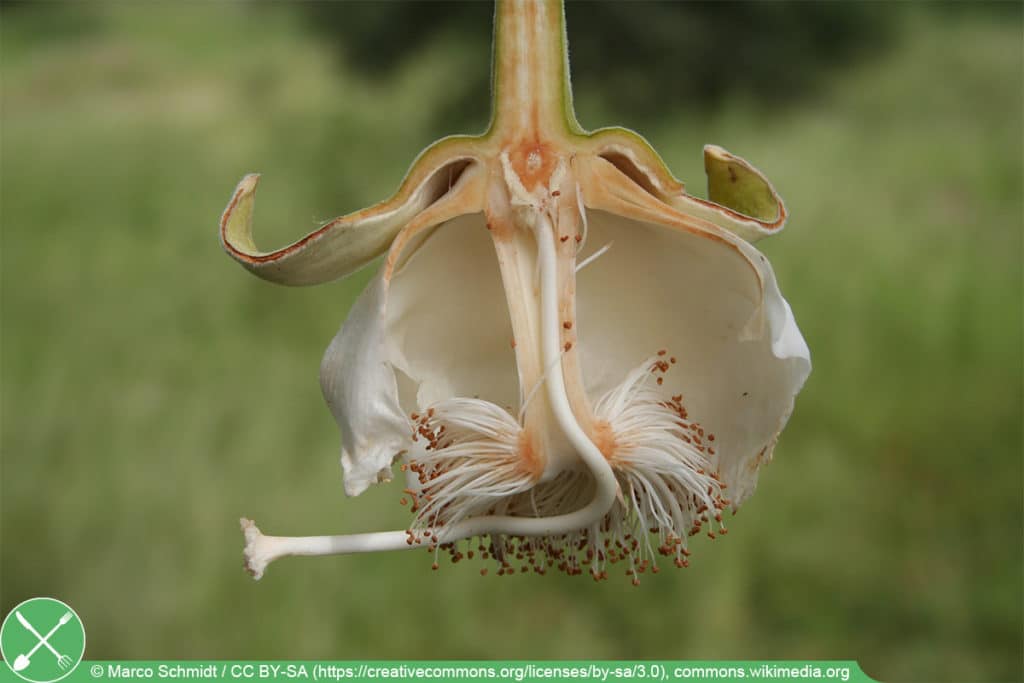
[{"x1": 11, "y1": 610, "x2": 75, "y2": 672}]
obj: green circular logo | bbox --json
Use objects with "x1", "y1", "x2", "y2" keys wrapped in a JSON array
[{"x1": 1, "y1": 598, "x2": 85, "y2": 683}]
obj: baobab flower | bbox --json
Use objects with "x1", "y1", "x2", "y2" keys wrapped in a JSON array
[{"x1": 221, "y1": 0, "x2": 810, "y2": 583}]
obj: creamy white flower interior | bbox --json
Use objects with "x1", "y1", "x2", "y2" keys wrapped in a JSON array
[{"x1": 222, "y1": 0, "x2": 810, "y2": 581}]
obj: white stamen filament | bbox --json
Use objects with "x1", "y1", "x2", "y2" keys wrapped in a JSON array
[
  {"x1": 517, "y1": 346, "x2": 566, "y2": 424},
  {"x1": 575, "y1": 240, "x2": 613, "y2": 273},
  {"x1": 574, "y1": 180, "x2": 588, "y2": 252},
  {"x1": 590, "y1": 357, "x2": 729, "y2": 569}
]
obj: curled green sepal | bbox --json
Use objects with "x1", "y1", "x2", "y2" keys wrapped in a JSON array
[
  {"x1": 696, "y1": 144, "x2": 786, "y2": 243},
  {"x1": 219, "y1": 139, "x2": 480, "y2": 286}
]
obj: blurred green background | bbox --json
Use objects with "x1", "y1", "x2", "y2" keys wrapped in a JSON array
[{"x1": 2, "y1": 2, "x2": 1021, "y2": 682}]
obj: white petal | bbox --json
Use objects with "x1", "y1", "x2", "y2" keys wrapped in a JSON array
[
  {"x1": 575, "y1": 210, "x2": 810, "y2": 506},
  {"x1": 385, "y1": 213, "x2": 519, "y2": 412},
  {"x1": 320, "y1": 273, "x2": 411, "y2": 496}
]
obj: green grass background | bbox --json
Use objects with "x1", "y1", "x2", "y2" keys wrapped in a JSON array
[{"x1": 2, "y1": 4, "x2": 1021, "y2": 682}]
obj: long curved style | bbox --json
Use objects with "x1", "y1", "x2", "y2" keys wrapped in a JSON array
[{"x1": 222, "y1": 0, "x2": 810, "y2": 582}]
